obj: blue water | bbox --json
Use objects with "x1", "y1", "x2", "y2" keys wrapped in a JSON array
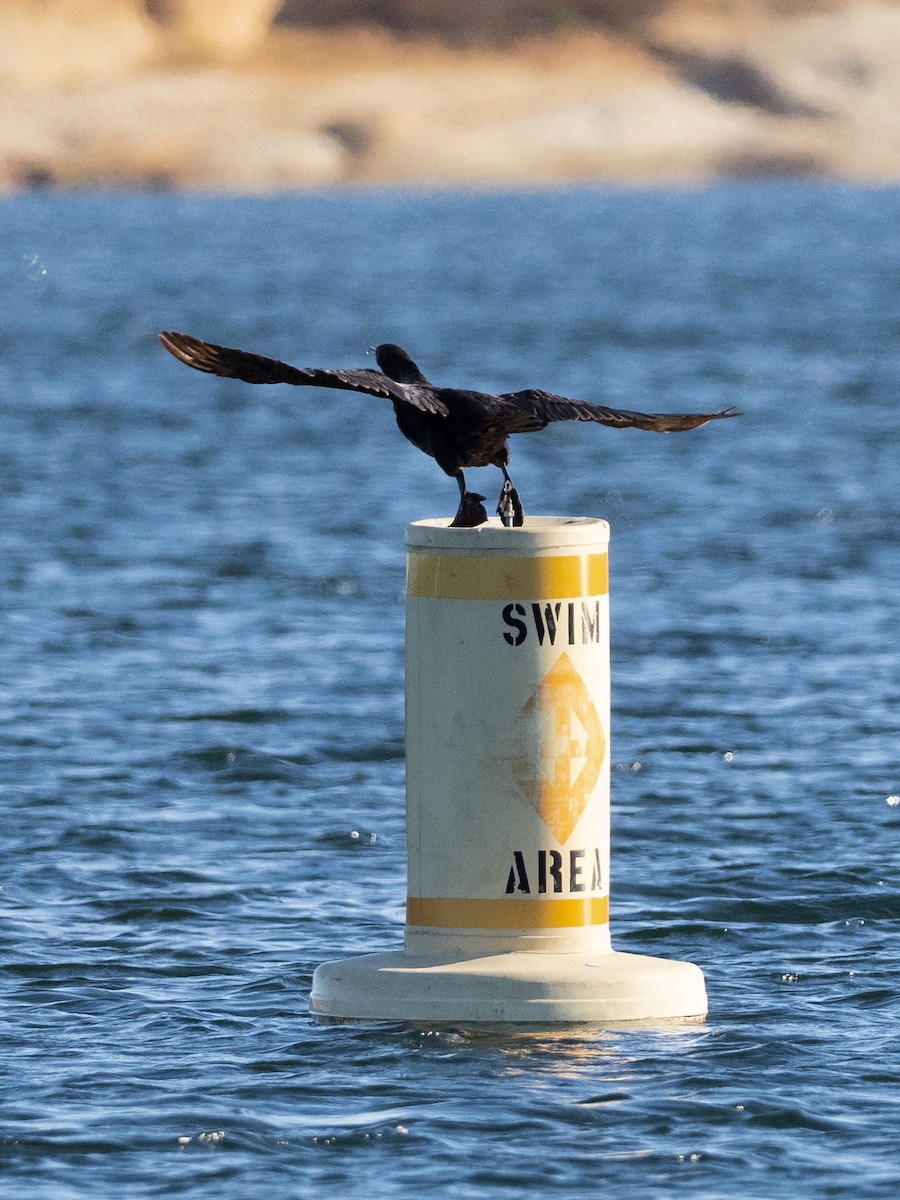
[{"x1": 2, "y1": 185, "x2": 900, "y2": 1199}]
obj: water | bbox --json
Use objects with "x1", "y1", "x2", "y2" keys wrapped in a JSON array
[{"x1": 2, "y1": 185, "x2": 899, "y2": 1198}]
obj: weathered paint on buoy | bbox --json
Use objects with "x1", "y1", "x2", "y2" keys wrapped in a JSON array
[{"x1": 310, "y1": 516, "x2": 707, "y2": 1025}]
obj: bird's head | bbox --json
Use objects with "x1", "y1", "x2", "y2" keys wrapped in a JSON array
[{"x1": 375, "y1": 343, "x2": 430, "y2": 386}]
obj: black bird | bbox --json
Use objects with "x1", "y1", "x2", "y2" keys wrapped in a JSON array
[{"x1": 158, "y1": 331, "x2": 740, "y2": 528}]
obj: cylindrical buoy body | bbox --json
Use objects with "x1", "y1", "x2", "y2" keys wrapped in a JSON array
[
  {"x1": 310, "y1": 517, "x2": 707, "y2": 1025},
  {"x1": 404, "y1": 517, "x2": 612, "y2": 956}
]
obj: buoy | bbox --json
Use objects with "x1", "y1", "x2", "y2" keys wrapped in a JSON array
[{"x1": 310, "y1": 516, "x2": 707, "y2": 1024}]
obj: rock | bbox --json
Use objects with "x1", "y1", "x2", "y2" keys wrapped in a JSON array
[
  {"x1": 0, "y1": 0, "x2": 158, "y2": 89},
  {"x1": 1, "y1": 2, "x2": 899, "y2": 190},
  {"x1": 148, "y1": 0, "x2": 283, "y2": 60}
]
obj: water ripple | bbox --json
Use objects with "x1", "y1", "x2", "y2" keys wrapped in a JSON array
[{"x1": 3, "y1": 185, "x2": 900, "y2": 1200}]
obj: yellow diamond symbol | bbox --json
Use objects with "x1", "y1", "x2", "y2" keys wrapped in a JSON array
[{"x1": 513, "y1": 651, "x2": 606, "y2": 843}]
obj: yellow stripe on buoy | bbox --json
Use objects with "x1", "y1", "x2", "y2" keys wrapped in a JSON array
[
  {"x1": 407, "y1": 552, "x2": 608, "y2": 601},
  {"x1": 407, "y1": 895, "x2": 610, "y2": 929}
]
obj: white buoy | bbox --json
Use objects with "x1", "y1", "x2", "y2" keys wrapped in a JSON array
[{"x1": 310, "y1": 516, "x2": 707, "y2": 1024}]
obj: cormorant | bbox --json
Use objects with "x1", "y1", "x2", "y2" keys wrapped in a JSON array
[{"x1": 158, "y1": 331, "x2": 739, "y2": 528}]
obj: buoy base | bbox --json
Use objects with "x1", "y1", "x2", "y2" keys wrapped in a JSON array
[{"x1": 310, "y1": 948, "x2": 707, "y2": 1026}]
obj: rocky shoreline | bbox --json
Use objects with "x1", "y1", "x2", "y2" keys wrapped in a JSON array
[{"x1": 3, "y1": 1, "x2": 900, "y2": 191}]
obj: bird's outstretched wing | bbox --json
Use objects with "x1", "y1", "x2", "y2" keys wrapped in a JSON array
[
  {"x1": 158, "y1": 332, "x2": 449, "y2": 416},
  {"x1": 499, "y1": 388, "x2": 741, "y2": 432}
]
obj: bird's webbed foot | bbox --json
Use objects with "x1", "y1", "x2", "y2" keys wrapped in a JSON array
[
  {"x1": 497, "y1": 479, "x2": 524, "y2": 528},
  {"x1": 450, "y1": 491, "x2": 488, "y2": 528}
]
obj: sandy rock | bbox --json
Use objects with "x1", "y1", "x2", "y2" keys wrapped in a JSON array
[
  {"x1": 149, "y1": 0, "x2": 283, "y2": 60},
  {"x1": 0, "y1": 0, "x2": 158, "y2": 88},
  {"x1": 1, "y1": 2, "x2": 900, "y2": 189},
  {"x1": 736, "y1": 2, "x2": 900, "y2": 175},
  {"x1": 647, "y1": 0, "x2": 900, "y2": 177},
  {"x1": 0, "y1": 71, "x2": 350, "y2": 189}
]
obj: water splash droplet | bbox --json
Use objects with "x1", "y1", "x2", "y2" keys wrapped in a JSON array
[{"x1": 22, "y1": 252, "x2": 47, "y2": 281}]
